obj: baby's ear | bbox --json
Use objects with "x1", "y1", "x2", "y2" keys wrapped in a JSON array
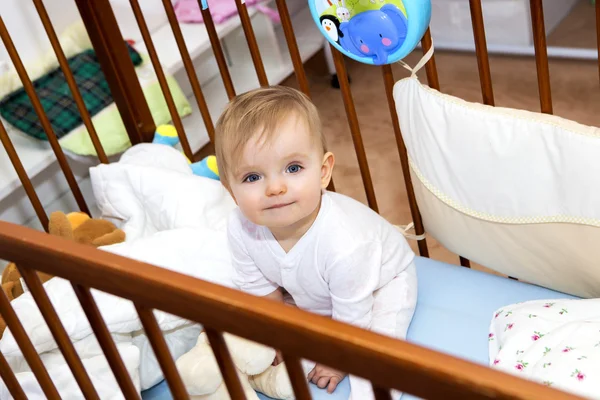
[{"x1": 320, "y1": 151, "x2": 335, "y2": 189}]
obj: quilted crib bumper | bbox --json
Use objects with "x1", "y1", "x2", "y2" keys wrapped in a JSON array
[{"x1": 393, "y1": 73, "x2": 600, "y2": 300}]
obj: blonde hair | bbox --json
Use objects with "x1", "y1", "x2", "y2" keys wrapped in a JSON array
[{"x1": 215, "y1": 85, "x2": 326, "y2": 189}]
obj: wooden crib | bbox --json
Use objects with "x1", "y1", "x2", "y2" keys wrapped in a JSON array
[{"x1": 0, "y1": 0, "x2": 592, "y2": 399}]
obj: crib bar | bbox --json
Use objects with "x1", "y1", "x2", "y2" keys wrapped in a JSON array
[
  {"x1": 0, "y1": 16, "x2": 91, "y2": 216},
  {"x1": 274, "y1": 0, "x2": 311, "y2": 96},
  {"x1": 205, "y1": 328, "x2": 248, "y2": 399},
  {"x1": 72, "y1": 284, "x2": 141, "y2": 399},
  {"x1": 75, "y1": 0, "x2": 155, "y2": 144},
  {"x1": 130, "y1": 0, "x2": 192, "y2": 159},
  {"x1": 0, "y1": 285, "x2": 60, "y2": 399},
  {"x1": 381, "y1": 65, "x2": 429, "y2": 258},
  {"x1": 32, "y1": 0, "x2": 109, "y2": 164},
  {"x1": 420, "y1": 29, "x2": 440, "y2": 90},
  {"x1": 596, "y1": 0, "x2": 600, "y2": 84},
  {"x1": 373, "y1": 385, "x2": 393, "y2": 400},
  {"x1": 235, "y1": 0, "x2": 269, "y2": 87},
  {"x1": 0, "y1": 121, "x2": 49, "y2": 232},
  {"x1": 200, "y1": 3, "x2": 236, "y2": 100},
  {"x1": 162, "y1": 0, "x2": 216, "y2": 145},
  {"x1": 421, "y1": 27, "x2": 473, "y2": 267},
  {"x1": 0, "y1": 223, "x2": 584, "y2": 400},
  {"x1": 468, "y1": 0, "x2": 495, "y2": 106},
  {"x1": 282, "y1": 355, "x2": 312, "y2": 400},
  {"x1": 330, "y1": 47, "x2": 379, "y2": 212},
  {"x1": 17, "y1": 266, "x2": 100, "y2": 399},
  {"x1": 136, "y1": 306, "x2": 190, "y2": 399},
  {"x1": 529, "y1": 0, "x2": 553, "y2": 114},
  {"x1": 0, "y1": 350, "x2": 27, "y2": 400}
]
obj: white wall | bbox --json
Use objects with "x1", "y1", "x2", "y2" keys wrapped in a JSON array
[{"x1": 0, "y1": 0, "x2": 82, "y2": 68}]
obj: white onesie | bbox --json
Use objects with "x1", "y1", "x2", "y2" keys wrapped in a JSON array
[{"x1": 227, "y1": 190, "x2": 418, "y2": 399}]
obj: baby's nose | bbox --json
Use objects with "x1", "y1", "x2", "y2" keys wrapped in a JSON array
[{"x1": 266, "y1": 179, "x2": 287, "y2": 196}]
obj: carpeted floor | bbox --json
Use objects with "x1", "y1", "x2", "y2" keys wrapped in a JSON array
[{"x1": 279, "y1": 42, "x2": 600, "y2": 272}]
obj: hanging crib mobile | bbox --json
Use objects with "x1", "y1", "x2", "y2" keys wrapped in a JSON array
[{"x1": 309, "y1": 0, "x2": 431, "y2": 65}]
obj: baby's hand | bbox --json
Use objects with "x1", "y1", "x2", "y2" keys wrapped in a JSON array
[{"x1": 307, "y1": 364, "x2": 346, "y2": 393}]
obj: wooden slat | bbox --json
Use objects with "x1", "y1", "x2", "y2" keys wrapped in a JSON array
[
  {"x1": 74, "y1": 0, "x2": 155, "y2": 144},
  {"x1": 529, "y1": 0, "x2": 553, "y2": 114},
  {"x1": 17, "y1": 266, "x2": 100, "y2": 399},
  {"x1": 72, "y1": 284, "x2": 141, "y2": 399},
  {"x1": 32, "y1": 0, "x2": 109, "y2": 164},
  {"x1": 420, "y1": 28, "x2": 440, "y2": 90},
  {"x1": 136, "y1": 306, "x2": 190, "y2": 399},
  {"x1": 422, "y1": 26, "x2": 473, "y2": 266},
  {"x1": 274, "y1": 0, "x2": 310, "y2": 96},
  {"x1": 161, "y1": 0, "x2": 216, "y2": 144},
  {"x1": 0, "y1": 120, "x2": 49, "y2": 232},
  {"x1": 282, "y1": 355, "x2": 312, "y2": 400},
  {"x1": 0, "y1": 16, "x2": 90, "y2": 215},
  {"x1": 0, "y1": 350, "x2": 27, "y2": 400},
  {"x1": 0, "y1": 223, "x2": 585, "y2": 400},
  {"x1": 381, "y1": 65, "x2": 429, "y2": 258},
  {"x1": 0, "y1": 285, "x2": 60, "y2": 399},
  {"x1": 468, "y1": 0, "x2": 495, "y2": 106},
  {"x1": 199, "y1": 2, "x2": 236, "y2": 100},
  {"x1": 330, "y1": 47, "x2": 378, "y2": 212},
  {"x1": 373, "y1": 385, "x2": 393, "y2": 400},
  {"x1": 595, "y1": 0, "x2": 600, "y2": 85},
  {"x1": 234, "y1": 0, "x2": 269, "y2": 87},
  {"x1": 129, "y1": 0, "x2": 193, "y2": 159},
  {"x1": 204, "y1": 328, "x2": 247, "y2": 399}
]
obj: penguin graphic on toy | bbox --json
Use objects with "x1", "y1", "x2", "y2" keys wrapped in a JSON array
[
  {"x1": 320, "y1": 14, "x2": 343, "y2": 44},
  {"x1": 152, "y1": 124, "x2": 220, "y2": 181}
]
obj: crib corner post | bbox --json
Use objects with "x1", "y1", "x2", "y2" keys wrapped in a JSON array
[{"x1": 74, "y1": 0, "x2": 156, "y2": 145}]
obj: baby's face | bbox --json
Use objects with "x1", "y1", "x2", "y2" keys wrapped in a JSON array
[{"x1": 228, "y1": 113, "x2": 328, "y2": 230}]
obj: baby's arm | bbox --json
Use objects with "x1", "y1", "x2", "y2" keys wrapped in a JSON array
[{"x1": 309, "y1": 243, "x2": 383, "y2": 393}]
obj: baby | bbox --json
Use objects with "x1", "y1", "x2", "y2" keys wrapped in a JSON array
[{"x1": 215, "y1": 86, "x2": 417, "y2": 400}]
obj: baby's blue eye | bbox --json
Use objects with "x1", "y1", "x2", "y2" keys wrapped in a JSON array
[
  {"x1": 244, "y1": 174, "x2": 260, "y2": 183},
  {"x1": 287, "y1": 164, "x2": 302, "y2": 174}
]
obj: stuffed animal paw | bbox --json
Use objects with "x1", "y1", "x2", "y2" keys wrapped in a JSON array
[
  {"x1": 176, "y1": 332, "x2": 260, "y2": 399},
  {"x1": 152, "y1": 124, "x2": 220, "y2": 181},
  {"x1": 176, "y1": 331, "x2": 295, "y2": 399}
]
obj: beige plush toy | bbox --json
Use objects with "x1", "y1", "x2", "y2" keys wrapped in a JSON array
[
  {"x1": 0, "y1": 211, "x2": 126, "y2": 337},
  {"x1": 176, "y1": 332, "x2": 295, "y2": 399}
]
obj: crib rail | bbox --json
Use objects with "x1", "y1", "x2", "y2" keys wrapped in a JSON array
[{"x1": 0, "y1": 222, "x2": 585, "y2": 400}]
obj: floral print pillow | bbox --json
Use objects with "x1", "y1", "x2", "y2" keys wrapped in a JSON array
[{"x1": 488, "y1": 298, "x2": 600, "y2": 399}]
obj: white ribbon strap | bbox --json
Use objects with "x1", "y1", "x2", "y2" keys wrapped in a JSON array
[
  {"x1": 20, "y1": 277, "x2": 28, "y2": 293},
  {"x1": 394, "y1": 222, "x2": 426, "y2": 241},
  {"x1": 397, "y1": 42, "x2": 435, "y2": 78}
]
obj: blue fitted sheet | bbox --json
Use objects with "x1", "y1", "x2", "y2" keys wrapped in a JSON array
[{"x1": 142, "y1": 256, "x2": 578, "y2": 400}]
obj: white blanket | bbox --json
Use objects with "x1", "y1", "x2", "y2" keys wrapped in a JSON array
[
  {"x1": 489, "y1": 298, "x2": 600, "y2": 399},
  {"x1": 0, "y1": 144, "x2": 238, "y2": 398}
]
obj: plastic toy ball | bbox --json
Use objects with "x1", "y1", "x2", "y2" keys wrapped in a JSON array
[{"x1": 310, "y1": 0, "x2": 431, "y2": 66}]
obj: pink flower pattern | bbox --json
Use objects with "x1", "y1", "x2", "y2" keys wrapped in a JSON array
[
  {"x1": 571, "y1": 369, "x2": 585, "y2": 381},
  {"x1": 492, "y1": 303, "x2": 594, "y2": 387}
]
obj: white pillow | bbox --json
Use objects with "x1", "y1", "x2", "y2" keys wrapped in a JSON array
[{"x1": 489, "y1": 298, "x2": 600, "y2": 398}]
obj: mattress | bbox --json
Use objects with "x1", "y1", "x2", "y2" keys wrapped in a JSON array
[{"x1": 141, "y1": 256, "x2": 578, "y2": 400}]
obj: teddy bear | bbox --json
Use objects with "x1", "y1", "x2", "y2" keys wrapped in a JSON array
[
  {"x1": 176, "y1": 331, "x2": 296, "y2": 400},
  {"x1": 0, "y1": 211, "x2": 126, "y2": 336}
]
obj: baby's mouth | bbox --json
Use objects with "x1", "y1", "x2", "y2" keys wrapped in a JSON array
[{"x1": 265, "y1": 202, "x2": 294, "y2": 210}]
